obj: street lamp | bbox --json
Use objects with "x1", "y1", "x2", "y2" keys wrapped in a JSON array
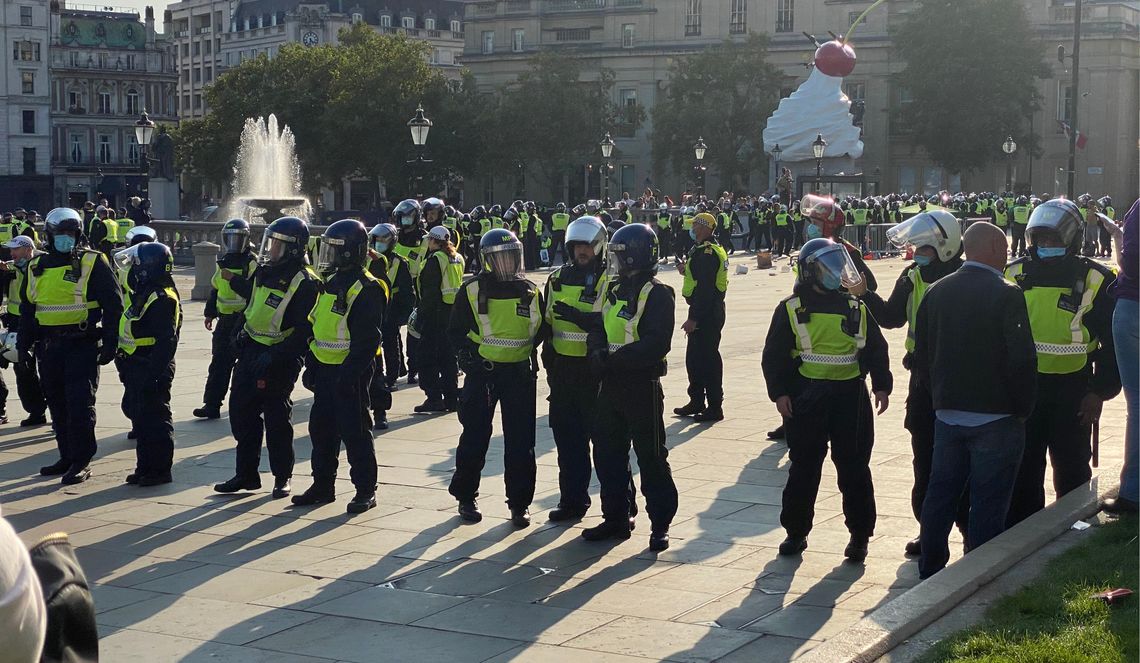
[
  {"x1": 811, "y1": 132, "x2": 827, "y2": 193},
  {"x1": 406, "y1": 104, "x2": 432, "y2": 197},
  {"x1": 693, "y1": 137, "x2": 707, "y2": 197},
  {"x1": 770, "y1": 142, "x2": 783, "y2": 203},
  {"x1": 134, "y1": 110, "x2": 156, "y2": 199},
  {"x1": 1002, "y1": 135, "x2": 1018, "y2": 193},
  {"x1": 599, "y1": 132, "x2": 615, "y2": 204}
]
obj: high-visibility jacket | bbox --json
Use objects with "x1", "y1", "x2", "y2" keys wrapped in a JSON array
[
  {"x1": 784, "y1": 295, "x2": 867, "y2": 380},
  {"x1": 904, "y1": 267, "x2": 929, "y2": 353},
  {"x1": 602, "y1": 280, "x2": 655, "y2": 353},
  {"x1": 544, "y1": 266, "x2": 607, "y2": 357},
  {"x1": 462, "y1": 278, "x2": 541, "y2": 364},
  {"x1": 1006, "y1": 260, "x2": 1109, "y2": 374},
  {"x1": 419, "y1": 251, "x2": 465, "y2": 305},
  {"x1": 308, "y1": 272, "x2": 387, "y2": 365},
  {"x1": 243, "y1": 268, "x2": 314, "y2": 346},
  {"x1": 25, "y1": 251, "x2": 103, "y2": 326},
  {"x1": 118, "y1": 286, "x2": 181, "y2": 355},
  {"x1": 551, "y1": 213, "x2": 571, "y2": 231},
  {"x1": 211, "y1": 259, "x2": 256, "y2": 315},
  {"x1": 682, "y1": 241, "x2": 728, "y2": 298}
]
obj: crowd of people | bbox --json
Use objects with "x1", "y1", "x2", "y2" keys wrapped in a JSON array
[{"x1": 0, "y1": 186, "x2": 1133, "y2": 579}]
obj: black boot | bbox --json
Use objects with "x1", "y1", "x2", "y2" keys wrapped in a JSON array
[
  {"x1": 672, "y1": 401, "x2": 703, "y2": 417},
  {"x1": 778, "y1": 535, "x2": 808, "y2": 556},
  {"x1": 20, "y1": 413, "x2": 46, "y2": 427},
  {"x1": 192, "y1": 406, "x2": 221, "y2": 420},
  {"x1": 844, "y1": 535, "x2": 869, "y2": 563},
  {"x1": 347, "y1": 491, "x2": 377, "y2": 514},
  {"x1": 213, "y1": 475, "x2": 262, "y2": 493},
  {"x1": 271, "y1": 477, "x2": 291, "y2": 499},
  {"x1": 547, "y1": 505, "x2": 588, "y2": 522},
  {"x1": 290, "y1": 484, "x2": 336, "y2": 506},
  {"x1": 125, "y1": 472, "x2": 140, "y2": 485},
  {"x1": 582, "y1": 519, "x2": 632, "y2": 542},
  {"x1": 60, "y1": 463, "x2": 91, "y2": 485},
  {"x1": 137, "y1": 472, "x2": 173, "y2": 487},
  {"x1": 904, "y1": 537, "x2": 921, "y2": 557},
  {"x1": 414, "y1": 398, "x2": 448, "y2": 414},
  {"x1": 372, "y1": 412, "x2": 389, "y2": 431},
  {"x1": 767, "y1": 424, "x2": 786, "y2": 440},
  {"x1": 458, "y1": 500, "x2": 482, "y2": 523},
  {"x1": 649, "y1": 527, "x2": 670, "y2": 552},
  {"x1": 692, "y1": 407, "x2": 724, "y2": 422},
  {"x1": 510, "y1": 506, "x2": 531, "y2": 529},
  {"x1": 39, "y1": 458, "x2": 70, "y2": 476}
]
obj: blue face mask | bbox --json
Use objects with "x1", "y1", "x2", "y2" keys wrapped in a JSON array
[
  {"x1": 374, "y1": 241, "x2": 390, "y2": 253},
  {"x1": 14, "y1": 257, "x2": 28, "y2": 268},
  {"x1": 820, "y1": 273, "x2": 842, "y2": 291},
  {"x1": 689, "y1": 228, "x2": 698, "y2": 242},
  {"x1": 53, "y1": 235, "x2": 75, "y2": 253},
  {"x1": 1036, "y1": 247, "x2": 1066, "y2": 259},
  {"x1": 805, "y1": 224, "x2": 823, "y2": 240},
  {"x1": 913, "y1": 254, "x2": 934, "y2": 267}
]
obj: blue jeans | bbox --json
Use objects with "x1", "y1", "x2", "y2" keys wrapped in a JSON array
[
  {"x1": 1114, "y1": 298, "x2": 1139, "y2": 503},
  {"x1": 919, "y1": 417, "x2": 1025, "y2": 578}
]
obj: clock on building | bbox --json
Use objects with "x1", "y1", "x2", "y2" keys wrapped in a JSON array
[{"x1": 302, "y1": 31, "x2": 319, "y2": 46}]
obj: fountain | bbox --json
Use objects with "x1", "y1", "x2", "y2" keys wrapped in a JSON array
[{"x1": 229, "y1": 114, "x2": 310, "y2": 222}]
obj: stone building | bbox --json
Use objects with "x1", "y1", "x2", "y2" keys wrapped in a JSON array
[
  {"x1": 460, "y1": 0, "x2": 1138, "y2": 205},
  {"x1": 0, "y1": 0, "x2": 52, "y2": 212},
  {"x1": 48, "y1": 2, "x2": 177, "y2": 209}
]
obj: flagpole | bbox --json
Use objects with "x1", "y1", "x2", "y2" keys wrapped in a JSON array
[{"x1": 1067, "y1": 0, "x2": 1082, "y2": 199}]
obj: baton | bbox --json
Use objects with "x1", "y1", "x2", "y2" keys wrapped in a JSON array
[{"x1": 1092, "y1": 417, "x2": 1100, "y2": 468}]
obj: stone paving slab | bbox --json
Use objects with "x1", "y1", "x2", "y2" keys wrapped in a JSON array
[{"x1": 0, "y1": 257, "x2": 1126, "y2": 662}]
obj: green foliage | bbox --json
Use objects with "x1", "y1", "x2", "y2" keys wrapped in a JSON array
[
  {"x1": 891, "y1": 0, "x2": 1050, "y2": 175},
  {"x1": 650, "y1": 34, "x2": 783, "y2": 191},
  {"x1": 921, "y1": 514, "x2": 1138, "y2": 663}
]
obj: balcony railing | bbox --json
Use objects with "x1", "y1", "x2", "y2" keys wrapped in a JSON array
[
  {"x1": 614, "y1": 0, "x2": 642, "y2": 7},
  {"x1": 505, "y1": 0, "x2": 531, "y2": 12},
  {"x1": 198, "y1": 26, "x2": 212, "y2": 34},
  {"x1": 548, "y1": 0, "x2": 605, "y2": 11}
]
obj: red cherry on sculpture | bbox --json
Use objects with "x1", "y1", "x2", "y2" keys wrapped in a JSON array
[{"x1": 814, "y1": 40, "x2": 856, "y2": 77}]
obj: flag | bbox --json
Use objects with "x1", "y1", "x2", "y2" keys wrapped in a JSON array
[{"x1": 1057, "y1": 120, "x2": 1088, "y2": 149}]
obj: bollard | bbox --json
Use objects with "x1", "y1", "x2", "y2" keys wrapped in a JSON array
[{"x1": 191, "y1": 241, "x2": 220, "y2": 301}]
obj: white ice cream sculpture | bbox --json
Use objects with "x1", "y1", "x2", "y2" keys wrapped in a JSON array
[{"x1": 763, "y1": 39, "x2": 864, "y2": 161}]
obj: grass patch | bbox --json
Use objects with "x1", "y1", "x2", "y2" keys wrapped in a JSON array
[{"x1": 921, "y1": 513, "x2": 1139, "y2": 663}]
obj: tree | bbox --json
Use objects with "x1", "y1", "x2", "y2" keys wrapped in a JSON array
[
  {"x1": 892, "y1": 0, "x2": 1049, "y2": 175},
  {"x1": 650, "y1": 34, "x2": 783, "y2": 192}
]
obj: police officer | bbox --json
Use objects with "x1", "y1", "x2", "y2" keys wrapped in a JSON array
[
  {"x1": 294, "y1": 219, "x2": 386, "y2": 512},
  {"x1": 773, "y1": 204, "x2": 792, "y2": 256},
  {"x1": 447, "y1": 229, "x2": 541, "y2": 527},
  {"x1": 541, "y1": 216, "x2": 610, "y2": 520},
  {"x1": 851, "y1": 200, "x2": 870, "y2": 252},
  {"x1": 367, "y1": 225, "x2": 412, "y2": 430},
  {"x1": 581, "y1": 223, "x2": 677, "y2": 551},
  {"x1": 0, "y1": 235, "x2": 47, "y2": 426},
  {"x1": 214, "y1": 216, "x2": 318, "y2": 499},
  {"x1": 194, "y1": 219, "x2": 256, "y2": 419},
  {"x1": 849, "y1": 210, "x2": 964, "y2": 556},
  {"x1": 761, "y1": 238, "x2": 892, "y2": 562},
  {"x1": 88, "y1": 205, "x2": 117, "y2": 257},
  {"x1": 655, "y1": 204, "x2": 673, "y2": 261},
  {"x1": 1005, "y1": 199, "x2": 1119, "y2": 526},
  {"x1": 673, "y1": 212, "x2": 727, "y2": 422},
  {"x1": 20, "y1": 208, "x2": 122, "y2": 484},
  {"x1": 526, "y1": 201, "x2": 544, "y2": 268},
  {"x1": 1010, "y1": 196, "x2": 1032, "y2": 257},
  {"x1": 393, "y1": 199, "x2": 428, "y2": 385},
  {"x1": 413, "y1": 225, "x2": 464, "y2": 413},
  {"x1": 117, "y1": 242, "x2": 181, "y2": 486},
  {"x1": 115, "y1": 208, "x2": 134, "y2": 243},
  {"x1": 549, "y1": 204, "x2": 571, "y2": 265}
]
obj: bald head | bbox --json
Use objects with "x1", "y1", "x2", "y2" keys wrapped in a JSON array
[{"x1": 963, "y1": 222, "x2": 1009, "y2": 271}]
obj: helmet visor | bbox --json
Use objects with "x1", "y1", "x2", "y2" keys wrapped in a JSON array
[
  {"x1": 812, "y1": 244, "x2": 863, "y2": 290},
  {"x1": 258, "y1": 231, "x2": 296, "y2": 266},
  {"x1": 112, "y1": 245, "x2": 142, "y2": 285},
  {"x1": 483, "y1": 243, "x2": 523, "y2": 280},
  {"x1": 221, "y1": 229, "x2": 249, "y2": 254},
  {"x1": 1026, "y1": 204, "x2": 1081, "y2": 247},
  {"x1": 885, "y1": 214, "x2": 947, "y2": 250},
  {"x1": 316, "y1": 237, "x2": 343, "y2": 273}
]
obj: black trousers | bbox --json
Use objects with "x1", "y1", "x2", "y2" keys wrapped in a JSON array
[
  {"x1": 547, "y1": 358, "x2": 599, "y2": 510},
  {"x1": 228, "y1": 344, "x2": 301, "y2": 480},
  {"x1": 551, "y1": 230, "x2": 567, "y2": 265},
  {"x1": 406, "y1": 329, "x2": 419, "y2": 377},
  {"x1": 202, "y1": 313, "x2": 241, "y2": 409},
  {"x1": 1011, "y1": 224, "x2": 1028, "y2": 257},
  {"x1": 381, "y1": 319, "x2": 405, "y2": 386},
  {"x1": 757, "y1": 224, "x2": 772, "y2": 251},
  {"x1": 781, "y1": 378, "x2": 877, "y2": 538},
  {"x1": 593, "y1": 377, "x2": 677, "y2": 529},
  {"x1": 685, "y1": 305, "x2": 725, "y2": 408},
  {"x1": 906, "y1": 373, "x2": 968, "y2": 531},
  {"x1": 792, "y1": 221, "x2": 804, "y2": 249},
  {"x1": 523, "y1": 232, "x2": 539, "y2": 270},
  {"x1": 1007, "y1": 377, "x2": 1091, "y2": 527},
  {"x1": 448, "y1": 361, "x2": 536, "y2": 509},
  {"x1": 122, "y1": 353, "x2": 175, "y2": 476},
  {"x1": 675, "y1": 232, "x2": 692, "y2": 261},
  {"x1": 37, "y1": 336, "x2": 99, "y2": 466},
  {"x1": 718, "y1": 228, "x2": 735, "y2": 254},
  {"x1": 368, "y1": 357, "x2": 392, "y2": 416},
  {"x1": 418, "y1": 326, "x2": 458, "y2": 402},
  {"x1": 855, "y1": 225, "x2": 868, "y2": 250},
  {"x1": 0, "y1": 353, "x2": 46, "y2": 418},
  {"x1": 658, "y1": 229, "x2": 672, "y2": 260},
  {"x1": 774, "y1": 227, "x2": 792, "y2": 255},
  {"x1": 308, "y1": 362, "x2": 377, "y2": 493}
]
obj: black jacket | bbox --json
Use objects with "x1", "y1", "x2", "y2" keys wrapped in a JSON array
[
  {"x1": 30, "y1": 533, "x2": 98, "y2": 663},
  {"x1": 762, "y1": 284, "x2": 892, "y2": 402},
  {"x1": 913, "y1": 263, "x2": 1038, "y2": 418},
  {"x1": 861, "y1": 257, "x2": 963, "y2": 331},
  {"x1": 122, "y1": 283, "x2": 181, "y2": 374},
  {"x1": 600, "y1": 274, "x2": 674, "y2": 380},
  {"x1": 375, "y1": 252, "x2": 414, "y2": 326}
]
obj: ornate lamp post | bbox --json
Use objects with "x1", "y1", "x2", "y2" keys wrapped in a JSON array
[
  {"x1": 599, "y1": 132, "x2": 615, "y2": 205},
  {"x1": 1002, "y1": 135, "x2": 1018, "y2": 193},
  {"x1": 811, "y1": 132, "x2": 827, "y2": 193},
  {"x1": 134, "y1": 110, "x2": 156, "y2": 199},
  {"x1": 406, "y1": 104, "x2": 432, "y2": 198},
  {"x1": 693, "y1": 137, "x2": 707, "y2": 197}
]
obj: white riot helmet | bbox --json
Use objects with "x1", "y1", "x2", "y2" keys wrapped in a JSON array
[
  {"x1": 885, "y1": 210, "x2": 962, "y2": 262},
  {"x1": 0, "y1": 331, "x2": 18, "y2": 363},
  {"x1": 564, "y1": 216, "x2": 608, "y2": 265}
]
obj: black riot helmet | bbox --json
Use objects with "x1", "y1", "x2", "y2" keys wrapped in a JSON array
[
  {"x1": 221, "y1": 218, "x2": 251, "y2": 255},
  {"x1": 258, "y1": 216, "x2": 309, "y2": 267},
  {"x1": 608, "y1": 223, "x2": 659, "y2": 277},
  {"x1": 126, "y1": 241, "x2": 174, "y2": 293},
  {"x1": 317, "y1": 219, "x2": 369, "y2": 274},
  {"x1": 392, "y1": 199, "x2": 422, "y2": 229},
  {"x1": 479, "y1": 229, "x2": 524, "y2": 281}
]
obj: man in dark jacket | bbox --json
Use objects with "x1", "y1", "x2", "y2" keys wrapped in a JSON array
[{"x1": 914, "y1": 222, "x2": 1038, "y2": 578}]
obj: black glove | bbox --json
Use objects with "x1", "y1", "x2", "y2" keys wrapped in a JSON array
[
  {"x1": 588, "y1": 349, "x2": 608, "y2": 380},
  {"x1": 552, "y1": 301, "x2": 590, "y2": 329},
  {"x1": 457, "y1": 348, "x2": 489, "y2": 375},
  {"x1": 97, "y1": 341, "x2": 117, "y2": 366},
  {"x1": 17, "y1": 350, "x2": 33, "y2": 371}
]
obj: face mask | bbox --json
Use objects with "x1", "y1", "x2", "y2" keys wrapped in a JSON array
[
  {"x1": 1036, "y1": 247, "x2": 1066, "y2": 259},
  {"x1": 805, "y1": 224, "x2": 823, "y2": 240},
  {"x1": 820, "y1": 273, "x2": 842, "y2": 291},
  {"x1": 689, "y1": 229, "x2": 698, "y2": 241},
  {"x1": 913, "y1": 254, "x2": 934, "y2": 267},
  {"x1": 14, "y1": 257, "x2": 28, "y2": 268},
  {"x1": 53, "y1": 235, "x2": 75, "y2": 253},
  {"x1": 374, "y1": 241, "x2": 389, "y2": 253}
]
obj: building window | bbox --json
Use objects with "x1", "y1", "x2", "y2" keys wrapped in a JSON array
[
  {"x1": 730, "y1": 0, "x2": 746, "y2": 34},
  {"x1": 204, "y1": 40, "x2": 211, "y2": 54},
  {"x1": 620, "y1": 164, "x2": 634, "y2": 198},
  {"x1": 555, "y1": 28, "x2": 590, "y2": 41},
  {"x1": 438, "y1": 49, "x2": 454, "y2": 65},
  {"x1": 13, "y1": 40, "x2": 41, "y2": 61},
  {"x1": 69, "y1": 51, "x2": 79, "y2": 66},
  {"x1": 21, "y1": 71, "x2": 33, "y2": 94},
  {"x1": 192, "y1": 41, "x2": 200, "y2": 56},
  {"x1": 126, "y1": 54, "x2": 136, "y2": 69},
  {"x1": 193, "y1": 68, "x2": 201, "y2": 82},
  {"x1": 70, "y1": 134, "x2": 84, "y2": 163},
  {"x1": 684, "y1": 0, "x2": 701, "y2": 36},
  {"x1": 891, "y1": 85, "x2": 912, "y2": 134},
  {"x1": 21, "y1": 110, "x2": 34, "y2": 134},
  {"x1": 98, "y1": 90, "x2": 111, "y2": 114},
  {"x1": 23, "y1": 148, "x2": 36, "y2": 175},
  {"x1": 98, "y1": 52, "x2": 108, "y2": 68},
  {"x1": 1057, "y1": 83, "x2": 1073, "y2": 125},
  {"x1": 380, "y1": 14, "x2": 391, "y2": 27},
  {"x1": 352, "y1": 12, "x2": 363, "y2": 24},
  {"x1": 425, "y1": 18, "x2": 435, "y2": 30},
  {"x1": 450, "y1": 19, "x2": 461, "y2": 33},
  {"x1": 511, "y1": 28, "x2": 524, "y2": 52},
  {"x1": 923, "y1": 167, "x2": 942, "y2": 195},
  {"x1": 776, "y1": 0, "x2": 793, "y2": 33},
  {"x1": 68, "y1": 90, "x2": 81, "y2": 110},
  {"x1": 126, "y1": 88, "x2": 140, "y2": 115},
  {"x1": 20, "y1": 5, "x2": 33, "y2": 25},
  {"x1": 182, "y1": 94, "x2": 190, "y2": 111},
  {"x1": 97, "y1": 135, "x2": 112, "y2": 164},
  {"x1": 897, "y1": 165, "x2": 916, "y2": 195},
  {"x1": 193, "y1": 93, "x2": 202, "y2": 109},
  {"x1": 618, "y1": 88, "x2": 637, "y2": 136},
  {"x1": 622, "y1": 23, "x2": 634, "y2": 48},
  {"x1": 127, "y1": 136, "x2": 139, "y2": 165},
  {"x1": 402, "y1": 16, "x2": 415, "y2": 29},
  {"x1": 180, "y1": 43, "x2": 189, "y2": 58},
  {"x1": 481, "y1": 30, "x2": 494, "y2": 54},
  {"x1": 205, "y1": 66, "x2": 213, "y2": 81}
]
